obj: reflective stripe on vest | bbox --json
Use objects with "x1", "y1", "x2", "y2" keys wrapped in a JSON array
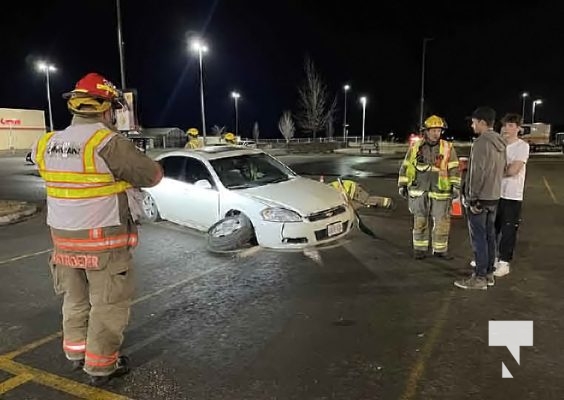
[
  {"x1": 37, "y1": 129, "x2": 131, "y2": 199},
  {"x1": 52, "y1": 232, "x2": 138, "y2": 252},
  {"x1": 403, "y1": 139, "x2": 452, "y2": 192}
]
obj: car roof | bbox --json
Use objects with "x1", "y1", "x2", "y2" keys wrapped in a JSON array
[{"x1": 154, "y1": 145, "x2": 264, "y2": 161}]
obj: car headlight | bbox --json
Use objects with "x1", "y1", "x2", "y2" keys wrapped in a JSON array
[{"x1": 261, "y1": 207, "x2": 302, "y2": 222}]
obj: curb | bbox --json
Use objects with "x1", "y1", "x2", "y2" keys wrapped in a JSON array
[{"x1": 0, "y1": 202, "x2": 40, "y2": 226}]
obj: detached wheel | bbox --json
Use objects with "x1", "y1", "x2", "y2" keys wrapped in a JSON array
[
  {"x1": 207, "y1": 214, "x2": 254, "y2": 252},
  {"x1": 141, "y1": 191, "x2": 160, "y2": 222}
]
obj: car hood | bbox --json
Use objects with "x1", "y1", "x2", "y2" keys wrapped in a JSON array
[{"x1": 238, "y1": 177, "x2": 346, "y2": 216}]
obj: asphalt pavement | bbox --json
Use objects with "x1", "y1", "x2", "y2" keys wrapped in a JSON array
[{"x1": 0, "y1": 153, "x2": 563, "y2": 399}]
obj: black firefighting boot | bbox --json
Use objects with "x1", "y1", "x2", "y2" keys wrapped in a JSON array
[
  {"x1": 70, "y1": 359, "x2": 84, "y2": 372},
  {"x1": 414, "y1": 250, "x2": 427, "y2": 260},
  {"x1": 89, "y1": 356, "x2": 130, "y2": 387},
  {"x1": 434, "y1": 252, "x2": 454, "y2": 260}
]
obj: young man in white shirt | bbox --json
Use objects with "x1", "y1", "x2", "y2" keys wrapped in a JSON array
[{"x1": 494, "y1": 113, "x2": 530, "y2": 277}]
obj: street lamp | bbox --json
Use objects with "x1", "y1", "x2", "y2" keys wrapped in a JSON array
[
  {"x1": 360, "y1": 96, "x2": 367, "y2": 144},
  {"x1": 521, "y1": 92, "x2": 529, "y2": 122},
  {"x1": 231, "y1": 91, "x2": 241, "y2": 136},
  {"x1": 36, "y1": 61, "x2": 56, "y2": 131},
  {"x1": 343, "y1": 84, "x2": 351, "y2": 141},
  {"x1": 532, "y1": 99, "x2": 543, "y2": 123},
  {"x1": 419, "y1": 38, "x2": 433, "y2": 129},
  {"x1": 191, "y1": 39, "x2": 209, "y2": 144}
]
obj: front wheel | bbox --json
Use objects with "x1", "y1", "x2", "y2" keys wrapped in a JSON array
[
  {"x1": 207, "y1": 214, "x2": 255, "y2": 252},
  {"x1": 140, "y1": 191, "x2": 160, "y2": 223}
]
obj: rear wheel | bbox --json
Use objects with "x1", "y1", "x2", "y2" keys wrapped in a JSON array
[{"x1": 207, "y1": 214, "x2": 255, "y2": 252}]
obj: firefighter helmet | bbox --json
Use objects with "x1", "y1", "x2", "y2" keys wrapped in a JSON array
[
  {"x1": 64, "y1": 73, "x2": 123, "y2": 115},
  {"x1": 187, "y1": 128, "x2": 199, "y2": 136},
  {"x1": 224, "y1": 132, "x2": 236, "y2": 143},
  {"x1": 423, "y1": 115, "x2": 447, "y2": 130}
]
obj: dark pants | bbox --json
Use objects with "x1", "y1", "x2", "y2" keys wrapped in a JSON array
[
  {"x1": 495, "y1": 198, "x2": 522, "y2": 262},
  {"x1": 467, "y1": 203, "x2": 498, "y2": 277}
]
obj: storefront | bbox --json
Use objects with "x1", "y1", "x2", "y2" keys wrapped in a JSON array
[{"x1": 0, "y1": 108, "x2": 46, "y2": 151}]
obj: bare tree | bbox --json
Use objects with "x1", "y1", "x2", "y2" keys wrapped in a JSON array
[
  {"x1": 296, "y1": 57, "x2": 334, "y2": 138},
  {"x1": 278, "y1": 111, "x2": 296, "y2": 143},
  {"x1": 252, "y1": 122, "x2": 260, "y2": 142},
  {"x1": 211, "y1": 125, "x2": 226, "y2": 136}
]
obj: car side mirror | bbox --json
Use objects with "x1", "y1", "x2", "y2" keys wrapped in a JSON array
[{"x1": 194, "y1": 179, "x2": 212, "y2": 189}]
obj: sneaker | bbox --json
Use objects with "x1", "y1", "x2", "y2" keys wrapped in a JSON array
[
  {"x1": 454, "y1": 275, "x2": 488, "y2": 290},
  {"x1": 487, "y1": 273, "x2": 495, "y2": 287},
  {"x1": 494, "y1": 261, "x2": 511, "y2": 277},
  {"x1": 469, "y1": 260, "x2": 476, "y2": 268},
  {"x1": 414, "y1": 250, "x2": 426, "y2": 260},
  {"x1": 89, "y1": 355, "x2": 130, "y2": 387}
]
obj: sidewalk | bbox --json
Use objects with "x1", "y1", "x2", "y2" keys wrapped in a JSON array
[{"x1": 0, "y1": 200, "x2": 39, "y2": 226}]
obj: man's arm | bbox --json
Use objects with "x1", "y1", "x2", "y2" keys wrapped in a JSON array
[
  {"x1": 99, "y1": 134, "x2": 163, "y2": 188},
  {"x1": 505, "y1": 141, "x2": 529, "y2": 177},
  {"x1": 467, "y1": 139, "x2": 487, "y2": 201},
  {"x1": 398, "y1": 147, "x2": 412, "y2": 187}
]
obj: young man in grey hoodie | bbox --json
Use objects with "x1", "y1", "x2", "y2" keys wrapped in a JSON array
[{"x1": 455, "y1": 107, "x2": 506, "y2": 290}]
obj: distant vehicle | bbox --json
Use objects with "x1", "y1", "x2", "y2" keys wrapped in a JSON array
[
  {"x1": 141, "y1": 146, "x2": 354, "y2": 251},
  {"x1": 519, "y1": 123, "x2": 564, "y2": 153}
]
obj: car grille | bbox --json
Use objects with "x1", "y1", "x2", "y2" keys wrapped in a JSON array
[{"x1": 307, "y1": 205, "x2": 347, "y2": 222}]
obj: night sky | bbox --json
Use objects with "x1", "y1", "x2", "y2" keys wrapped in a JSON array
[{"x1": 1, "y1": 1, "x2": 561, "y2": 139}]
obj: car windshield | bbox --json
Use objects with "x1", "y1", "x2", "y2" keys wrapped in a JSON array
[{"x1": 210, "y1": 154, "x2": 295, "y2": 189}]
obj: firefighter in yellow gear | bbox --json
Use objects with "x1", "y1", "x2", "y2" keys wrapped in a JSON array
[
  {"x1": 31, "y1": 72, "x2": 163, "y2": 386},
  {"x1": 224, "y1": 132, "x2": 237, "y2": 145},
  {"x1": 398, "y1": 115, "x2": 461, "y2": 259},
  {"x1": 329, "y1": 179, "x2": 394, "y2": 210},
  {"x1": 185, "y1": 127, "x2": 202, "y2": 149}
]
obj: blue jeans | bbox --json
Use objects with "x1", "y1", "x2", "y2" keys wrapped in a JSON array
[{"x1": 467, "y1": 203, "x2": 498, "y2": 277}]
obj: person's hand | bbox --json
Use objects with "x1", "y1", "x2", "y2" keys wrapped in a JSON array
[
  {"x1": 398, "y1": 186, "x2": 408, "y2": 200},
  {"x1": 469, "y1": 200, "x2": 483, "y2": 215}
]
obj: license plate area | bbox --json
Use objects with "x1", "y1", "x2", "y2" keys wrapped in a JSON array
[{"x1": 327, "y1": 221, "x2": 343, "y2": 237}]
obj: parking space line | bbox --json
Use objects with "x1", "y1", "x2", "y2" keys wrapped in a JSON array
[
  {"x1": 0, "y1": 358, "x2": 129, "y2": 399},
  {"x1": 400, "y1": 292, "x2": 453, "y2": 400},
  {"x1": 0, "y1": 249, "x2": 51, "y2": 267},
  {"x1": 543, "y1": 176, "x2": 560, "y2": 204},
  {"x1": 2, "y1": 332, "x2": 62, "y2": 360},
  {"x1": 0, "y1": 372, "x2": 33, "y2": 394}
]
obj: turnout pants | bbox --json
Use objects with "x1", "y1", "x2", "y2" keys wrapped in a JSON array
[
  {"x1": 408, "y1": 194, "x2": 451, "y2": 253},
  {"x1": 49, "y1": 248, "x2": 134, "y2": 376}
]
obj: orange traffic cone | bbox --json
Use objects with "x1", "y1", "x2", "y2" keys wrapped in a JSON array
[{"x1": 451, "y1": 195, "x2": 463, "y2": 217}]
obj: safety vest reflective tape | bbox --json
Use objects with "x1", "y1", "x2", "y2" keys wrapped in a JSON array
[
  {"x1": 83, "y1": 129, "x2": 112, "y2": 173},
  {"x1": 40, "y1": 170, "x2": 115, "y2": 184},
  {"x1": 46, "y1": 180, "x2": 132, "y2": 199},
  {"x1": 35, "y1": 131, "x2": 56, "y2": 171},
  {"x1": 52, "y1": 233, "x2": 138, "y2": 252}
]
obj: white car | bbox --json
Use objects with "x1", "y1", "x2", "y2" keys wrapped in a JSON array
[{"x1": 142, "y1": 146, "x2": 355, "y2": 250}]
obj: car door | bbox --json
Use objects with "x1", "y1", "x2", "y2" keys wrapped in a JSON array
[
  {"x1": 173, "y1": 156, "x2": 220, "y2": 230},
  {"x1": 152, "y1": 156, "x2": 187, "y2": 224}
]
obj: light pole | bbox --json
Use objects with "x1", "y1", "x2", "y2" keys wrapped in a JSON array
[
  {"x1": 360, "y1": 96, "x2": 367, "y2": 144},
  {"x1": 343, "y1": 84, "x2": 350, "y2": 141},
  {"x1": 521, "y1": 92, "x2": 529, "y2": 122},
  {"x1": 419, "y1": 38, "x2": 433, "y2": 129},
  {"x1": 116, "y1": 0, "x2": 126, "y2": 89},
  {"x1": 231, "y1": 91, "x2": 241, "y2": 136},
  {"x1": 191, "y1": 39, "x2": 208, "y2": 144},
  {"x1": 532, "y1": 99, "x2": 542, "y2": 123},
  {"x1": 37, "y1": 62, "x2": 56, "y2": 131}
]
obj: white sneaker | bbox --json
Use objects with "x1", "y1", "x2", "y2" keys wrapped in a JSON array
[
  {"x1": 494, "y1": 261, "x2": 511, "y2": 277},
  {"x1": 470, "y1": 258, "x2": 499, "y2": 269}
]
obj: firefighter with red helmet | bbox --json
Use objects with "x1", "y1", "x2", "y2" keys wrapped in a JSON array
[
  {"x1": 31, "y1": 72, "x2": 163, "y2": 386},
  {"x1": 398, "y1": 115, "x2": 461, "y2": 259}
]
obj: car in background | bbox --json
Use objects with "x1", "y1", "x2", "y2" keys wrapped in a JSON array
[{"x1": 141, "y1": 146, "x2": 354, "y2": 250}]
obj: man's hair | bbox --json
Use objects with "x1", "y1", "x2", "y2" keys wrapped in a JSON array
[
  {"x1": 501, "y1": 113, "x2": 522, "y2": 126},
  {"x1": 471, "y1": 106, "x2": 496, "y2": 127}
]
